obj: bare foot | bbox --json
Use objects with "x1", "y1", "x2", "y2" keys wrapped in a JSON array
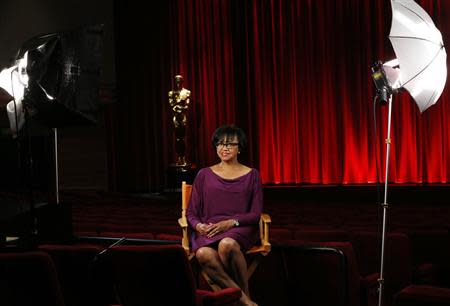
[{"x1": 240, "y1": 293, "x2": 258, "y2": 306}]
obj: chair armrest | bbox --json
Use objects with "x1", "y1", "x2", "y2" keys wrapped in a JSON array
[
  {"x1": 197, "y1": 288, "x2": 242, "y2": 306},
  {"x1": 261, "y1": 213, "x2": 271, "y2": 223},
  {"x1": 178, "y1": 217, "x2": 188, "y2": 228},
  {"x1": 259, "y1": 213, "x2": 271, "y2": 253},
  {"x1": 178, "y1": 217, "x2": 191, "y2": 254}
]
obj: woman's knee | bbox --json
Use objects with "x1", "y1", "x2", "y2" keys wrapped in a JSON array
[
  {"x1": 196, "y1": 247, "x2": 217, "y2": 265},
  {"x1": 218, "y1": 238, "x2": 241, "y2": 257}
]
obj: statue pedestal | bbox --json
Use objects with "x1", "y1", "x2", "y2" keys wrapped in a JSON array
[{"x1": 165, "y1": 164, "x2": 197, "y2": 193}]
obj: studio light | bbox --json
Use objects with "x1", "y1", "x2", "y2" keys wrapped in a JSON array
[
  {"x1": 371, "y1": 59, "x2": 401, "y2": 103},
  {"x1": 0, "y1": 24, "x2": 103, "y2": 247},
  {"x1": 371, "y1": 61, "x2": 393, "y2": 103},
  {"x1": 372, "y1": 1, "x2": 447, "y2": 306},
  {"x1": 0, "y1": 51, "x2": 29, "y2": 136}
]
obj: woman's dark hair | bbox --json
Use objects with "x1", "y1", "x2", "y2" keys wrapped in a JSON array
[{"x1": 211, "y1": 124, "x2": 247, "y2": 152}]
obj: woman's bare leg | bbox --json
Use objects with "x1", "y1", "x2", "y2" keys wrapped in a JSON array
[
  {"x1": 196, "y1": 245, "x2": 256, "y2": 306},
  {"x1": 196, "y1": 246, "x2": 240, "y2": 289},
  {"x1": 217, "y1": 238, "x2": 249, "y2": 294},
  {"x1": 218, "y1": 238, "x2": 256, "y2": 306}
]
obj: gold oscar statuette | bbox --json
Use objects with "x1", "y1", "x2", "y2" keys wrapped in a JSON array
[{"x1": 168, "y1": 75, "x2": 191, "y2": 167}]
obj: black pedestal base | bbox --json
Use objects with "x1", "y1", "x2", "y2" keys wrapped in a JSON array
[
  {"x1": 165, "y1": 165, "x2": 198, "y2": 192},
  {"x1": 1, "y1": 201, "x2": 74, "y2": 250}
]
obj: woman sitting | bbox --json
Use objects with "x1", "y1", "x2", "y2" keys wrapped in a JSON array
[{"x1": 187, "y1": 124, "x2": 263, "y2": 306}]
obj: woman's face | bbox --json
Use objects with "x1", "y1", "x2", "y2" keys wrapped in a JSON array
[{"x1": 216, "y1": 135, "x2": 240, "y2": 162}]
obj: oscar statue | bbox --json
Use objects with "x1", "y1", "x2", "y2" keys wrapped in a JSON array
[
  {"x1": 167, "y1": 75, "x2": 196, "y2": 191},
  {"x1": 168, "y1": 75, "x2": 190, "y2": 167}
]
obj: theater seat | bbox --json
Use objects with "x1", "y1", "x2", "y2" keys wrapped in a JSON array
[
  {"x1": 106, "y1": 244, "x2": 241, "y2": 306},
  {"x1": 350, "y1": 231, "x2": 412, "y2": 306},
  {"x1": 280, "y1": 241, "x2": 361, "y2": 306},
  {"x1": 0, "y1": 251, "x2": 65, "y2": 306},
  {"x1": 39, "y1": 244, "x2": 116, "y2": 306},
  {"x1": 394, "y1": 285, "x2": 450, "y2": 306}
]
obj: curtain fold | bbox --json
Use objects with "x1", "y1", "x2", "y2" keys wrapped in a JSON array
[{"x1": 112, "y1": 0, "x2": 450, "y2": 191}]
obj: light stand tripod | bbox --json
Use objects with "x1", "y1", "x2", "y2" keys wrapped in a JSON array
[
  {"x1": 377, "y1": 94, "x2": 393, "y2": 306},
  {"x1": 53, "y1": 128, "x2": 60, "y2": 204},
  {"x1": 16, "y1": 101, "x2": 39, "y2": 248}
]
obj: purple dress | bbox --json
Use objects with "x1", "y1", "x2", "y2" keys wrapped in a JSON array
[{"x1": 186, "y1": 167, "x2": 263, "y2": 252}]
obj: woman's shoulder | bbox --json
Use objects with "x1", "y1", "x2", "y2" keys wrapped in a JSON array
[
  {"x1": 238, "y1": 166, "x2": 261, "y2": 181},
  {"x1": 192, "y1": 168, "x2": 209, "y2": 187},
  {"x1": 194, "y1": 167, "x2": 213, "y2": 180},
  {"x1": 250, "y1": 168, "x2": 262, "y2": 181},
  {"x1": 248, "y1": 167, "x2": 260, "y2": 175},
  {"x1": 197, "y1": 167, "x2": 212, "y2": 175}
]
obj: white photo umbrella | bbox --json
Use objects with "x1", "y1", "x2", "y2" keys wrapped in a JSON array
[
  {"x1": 376, "y1": 1, "x2": 447, "y2": 306},
  {"x1": 389, "y1": 0, "x2": 447, "y2": 112}
]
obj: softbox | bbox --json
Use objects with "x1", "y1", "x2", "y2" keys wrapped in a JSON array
[{"x1": 19, "y1": 24, "x2": 103, "y2": 127}]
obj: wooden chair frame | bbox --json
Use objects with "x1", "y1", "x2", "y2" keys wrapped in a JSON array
[{"x1": 178, "y1": 181, "x2": 271, "y2": 291}]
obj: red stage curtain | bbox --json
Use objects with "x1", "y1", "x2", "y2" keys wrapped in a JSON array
[{"x1": 112, "y1": 0, "x2": 450, "y2": 191}]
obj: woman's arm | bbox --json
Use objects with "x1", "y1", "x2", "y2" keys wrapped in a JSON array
[
  {"x1": 186, "y1": 171, "x2": 204, "y2": 231},
  {"x1": 232, "y1": 169, "x2": 263, "y2": 226}
]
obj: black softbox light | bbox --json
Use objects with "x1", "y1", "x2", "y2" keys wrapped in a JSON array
[
  {"x1": 0, "y1": 25, "x2": 104, "y2": 248},
  {"x1": 19, "y1": 24, "x2": 103, "y2": 127}
]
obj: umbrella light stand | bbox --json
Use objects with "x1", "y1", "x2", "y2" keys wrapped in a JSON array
[
  {"x1": 377, "y1": 95, "x2": 393, "y2": 306},
  {"x1": 373, "y1": 2, "x2": 447, "y2": 306}
]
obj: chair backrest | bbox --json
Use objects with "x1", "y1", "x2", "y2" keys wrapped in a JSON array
[
  {"x1": 180, "y1": 182, "x2": 193, "y2": 253},
  {"x1": 39, "y1": 244, "x2": 116, "y2": 306},
  {"x1": 182, "y1": 181, "x2": 192, "y2": 213},
  {"x1": 0, "y1": 251, "x2": 65, "y2": 306},
  {"x1": 107, "y1": 244, "x2": 197, "y2": 306},
  {"x1": 350, "y1": 231, "x2": 412, "y2": 287},
  {"x1": 281, "y1": 241, "x2": 361, "y2": 306}
]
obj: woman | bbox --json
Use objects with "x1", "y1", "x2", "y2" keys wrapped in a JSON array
[{"x1": 187, "y1": 124, "x2": 262, "y2": 306}]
